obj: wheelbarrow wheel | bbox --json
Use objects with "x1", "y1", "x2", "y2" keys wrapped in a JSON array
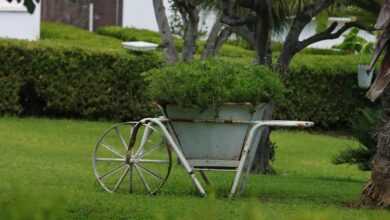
[{"x1": 93, "y1": 121, "x2": 172, "y2": 195}]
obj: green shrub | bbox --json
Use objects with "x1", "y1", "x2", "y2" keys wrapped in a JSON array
[
  {"x1": 333, "y1": 108, "x2": 380, "y2": 170},
  {"x1": 217, "y1": 44, "x2": 256, "y2": 58},
  {"x1": 41, "y1": 22, "x2": 126, "y2": 52},
  {"x1": 275, "y1": 54, "x2": 377, "y2": 129},
  {"x1": 333, "y1": 28, "x2": 373, "y2": 54},
  {"x1": 96, "y1": 26, "x2": 161, "y2": 44},
  {"x1": 144, "y1": 59, "x2": 284, "y2": 110},
  {"x1": 97, "y1": 26, "x2": 255, "y2": 58},
  {"x1": 0, "y1": 40, "x2": 162, "y2": 120},
  {"x1": 96, "y1": 26, "x2": 184, "y2": 51}
]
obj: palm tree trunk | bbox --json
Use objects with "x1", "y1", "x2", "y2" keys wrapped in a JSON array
[{"x1": 360, "y1": 86, "x2": 390, "y2": 208}]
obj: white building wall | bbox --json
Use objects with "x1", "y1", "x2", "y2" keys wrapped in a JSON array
[
  {"x1": 122, "y1": 0, "x2": 168, "y2": 31},
  {"x1": 0, "y1": 0, "x2": 41, "y2": 41}
]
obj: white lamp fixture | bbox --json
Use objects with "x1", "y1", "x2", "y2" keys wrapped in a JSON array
[{"x1": 122, "y1": 41, "x2": 158, "y2": 52}]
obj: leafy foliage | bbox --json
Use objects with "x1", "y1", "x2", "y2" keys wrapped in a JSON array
[
  {"x1": 144, "y1": 59, "x2": 284, "y2": 110},
  {"x1": 97, "y1": 26, "x2": 184, "y2": 51},
  {"x1": 41, "y1": 22, "x2": 126, "y2": 52},
  {"x1": 96, "y1": 26, "x2": 255, "y2": 58},
  {"x1": 333, "y1": 28, "x2": 374, "y2": 54},
  {"x1": 0, "y1": 22, "x2": 378, "y2": 129},
  {"x1": 0, "y1": 37, "x2": 161, "y2": 120},
  {"x1": 274, "y1": 54, "x2": 377, "y2": 129},
  {"x1": 333, "y1": 108, "x2": 380, "y2": 170},
  {"x1": 96, "y1": 26, "x2": 162, "y2": 45}
]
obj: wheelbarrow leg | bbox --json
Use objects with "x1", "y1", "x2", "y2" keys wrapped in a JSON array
[
  {"x1": 229, "y1": 123, "x2": 264, "y2": 198},
  {"x1": 230, "y1": 121, "x2": 314, "y2": 198},
  {"x1": 143, "y1": 118, "x2": 207, "y2": 197},
  {"x1": 199, "y1": 170, "x2": 211, "y2": 185}
]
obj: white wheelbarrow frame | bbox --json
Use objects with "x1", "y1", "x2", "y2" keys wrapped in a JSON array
[{"x1": 93, "y1": 114, "x2": 313, "y2": 198}]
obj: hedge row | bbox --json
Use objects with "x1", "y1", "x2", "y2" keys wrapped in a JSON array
[
  {"x1": 97, "y1": 26, "x2": 256, "y2": 58},
  {"x1": 0, "y1": 40, "x2": 161, "y2": 120},
  {"x1": 0, "y1": 40, "x2": 376, "y2": 129},
  {"x1": 274, "y1": 54, "x2": 377, "y2": 129},
  {"x1": 0, "y1": 22, "x2": 378, "y2": 129}
]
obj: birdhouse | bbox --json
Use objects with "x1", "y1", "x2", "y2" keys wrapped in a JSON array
[{"x1": 357, "y1": 64, "x2": 374, "y2": 89}]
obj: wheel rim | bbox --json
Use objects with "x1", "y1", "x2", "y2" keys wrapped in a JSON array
[{"x1": 93, "y1": 121, "x2": 172, "y2": 195}]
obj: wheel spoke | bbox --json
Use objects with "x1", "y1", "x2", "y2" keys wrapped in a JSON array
[
  {"x1": 138, "y1": 159, "x2": 170, "y2": 164},
  {"x1": 129, "y1": 164, "x2": 134, "y2": 193},
  {"x1": 98, "y1": 164, "x2": 126, "y2": 180},
  {"x1": 94, "y1": 122, "x2": 172, "y2": 195},
  {"x1": 115, "y1": 127, "x2": 129, "y2": 151},
  {"x1": 137, "y1": 144, "x2": 161, "y2": 158},
  {"x1": 113, "y1": 165, "x2": 130, "y2": 192},
  {"x1": 135, "y1": 164, "x2": 152, "y2": 193},
  {"x1": 96, "y1": 158, "x2": 125, "y2": 162},
  {"x1": 137, "y1": 163, "x2": 163, "y2": 180},
  {"x1": 135, "y1": 125, "x2": 153, "y2": 156},
  {"x1": 101, "y1": 143, "x2": 124, "y2": 158}
]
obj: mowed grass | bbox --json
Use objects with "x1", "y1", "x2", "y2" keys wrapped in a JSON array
[{"x1": 0, "y1": 117, "x2": 389, "y2": 220}]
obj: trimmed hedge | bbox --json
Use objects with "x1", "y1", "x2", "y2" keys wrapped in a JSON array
[
  {"x1": 0, "y1": 23, "x2": 377, "y2": 129},
  {"x1": 0, "y1": 40, "x2": 162, "y2": 120},
  {"x1": 97, "y1": 26, "x2": 255, "y2": 58},
  {"x1": 274, "y1": 54, "x2": 377, "y2": 129},
  {"x1": 41, "y1": 22, "x2": 126, "y2": 52}
]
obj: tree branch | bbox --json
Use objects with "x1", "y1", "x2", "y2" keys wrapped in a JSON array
[
  {"x1": 232, "y1": 26, "x2": 256, "y2": 47},
  {"x1": 221, "y1": 15, "x2": 256, "y2": 26},
  {"x1": 298, "y1": 21, "x2": 373, "y2": 50}
]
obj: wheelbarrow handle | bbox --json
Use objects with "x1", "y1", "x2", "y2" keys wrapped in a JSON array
[{"x1": 253, "y1": 120, "x2": 314, "y2": 128}]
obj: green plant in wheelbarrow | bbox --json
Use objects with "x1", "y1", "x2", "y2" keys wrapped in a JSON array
[
  {"x1": 144, "y1": 59, "x2": 284, "y2": 110},
  {"x1": 92, "y1": 59, "x2": 313, "y2": 197}
]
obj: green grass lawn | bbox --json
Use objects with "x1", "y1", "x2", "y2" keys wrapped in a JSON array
[{"x1": 0, "y1": 117, "x2": 389, "y2": 220}]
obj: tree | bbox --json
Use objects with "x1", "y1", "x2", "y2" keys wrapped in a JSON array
[
  {"x1": 221, "y1": 0, "x2": 379, "y2": 72},
  {"x1": 153, "y1": 0, "x2": 201, "y2": 62},
  {"x1": 360, "y1": 0, "x2": 390, "y2": 208},
  {"x1": 276, "y1": 0, "x2": 378, "y2": 73},
  {"x1": 221, "y1": 0, "x2": 274, "y2": 65},
  {"x1": 153, "y1": 0, "x2": 233, "y2": 63},
  {"x1": 153, "y1": 0, "x2": 179, "y2": 64},
  {"x1": 201, "y1": 4, "x2": 233, "y2": 59}
]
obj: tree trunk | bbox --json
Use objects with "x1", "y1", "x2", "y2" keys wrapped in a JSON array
[
  {"x1": 250, "y1": 104, "x2": 274, "y2": 174},
  {"x1": 214, "y1": 28, "x2": 232, "y2": 54},
  {"x1": 202, "y1": 21, "x2": 232, "y2": 60},
  {"x1": 202, "y1": 19, "x2": 224, "y2": 59},
  {"x1": 277, "y1": 15, "x2": 309, "y2": 73},
  {"x1": 253, "y1": 19, "x2": 271, "y2": 65},
  {"x1": 153, "y1": 0, "x2": 178, "y2": 64},
  {"x1": 181, "y1": 10, "x2": 199, "y2": 62},
  {"x1": 276, "y1": 44, "x2": 296, "y2": 74},
  {"x1": 253, "y1": 4, "x2": 272, "y2": 66},
  {"x1": 360, "y1": 88, "x2": 390, "y2": 208}
]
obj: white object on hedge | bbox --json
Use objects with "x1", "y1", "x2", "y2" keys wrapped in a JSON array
[
  {"x1": 122, "y1": 41, "x2": 158, "y2": 51},
  {"x1": 357, "y1": 64, "x2": 374, "y2": 89}
]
